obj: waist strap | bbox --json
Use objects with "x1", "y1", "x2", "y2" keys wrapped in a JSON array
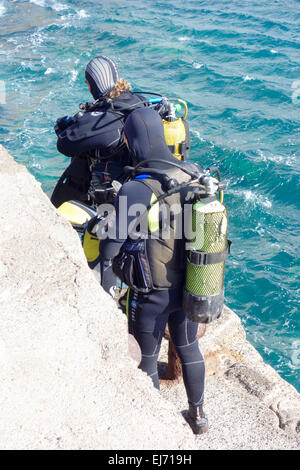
[{"x1": 189, "y1": 240, "x2": 231, "y2": 266}]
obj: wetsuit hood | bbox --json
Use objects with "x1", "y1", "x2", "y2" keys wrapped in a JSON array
[
  {"x1": 85, "y1": 56, "x2": 119, "y2": 100},
  {"x1": 123, "y1": 107, "x2": 176, "y2": 169}
]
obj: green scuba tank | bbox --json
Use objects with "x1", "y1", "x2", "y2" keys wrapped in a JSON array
[{"x1": 183, "y1": 198, "x2": 230, "y2": 323}]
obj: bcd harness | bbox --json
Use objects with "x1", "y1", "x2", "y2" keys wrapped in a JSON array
[{"x1": 112, "y1": 160, "x2": 231, "y2": 323}]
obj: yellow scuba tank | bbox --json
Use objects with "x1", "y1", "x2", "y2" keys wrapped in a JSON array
[
  {"x1": 57, "y1": 200, "x2": 101, "y2": 268},
  {"x1": 57, "y1": 200, "x2": 96, "y2": 230},
  {"x1": 82, "y1": 215, "x2": 102, "y2": 268},
  {"x1": 183, "y1": 175, "x2": 230, "y2": 324},
  {"x1": 163, "y1": 99, "x2": 190, "y2": 161}
]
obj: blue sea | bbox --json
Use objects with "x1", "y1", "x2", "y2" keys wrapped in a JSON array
[{"x1": 0, "y1": 0, "x2": 299, "y2": 391}]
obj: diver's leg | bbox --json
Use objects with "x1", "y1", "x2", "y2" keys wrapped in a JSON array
[
  {"x1": 100, "y1": 258, "x2": 117, "y2": 296},
  {"x1": 99, "y1": 239, "x2": 121, "y2": 296},
  {"x1": 168, "y1": 311, "x2": 208, "y2": 434},
  {"x1": 127, "y1": 289, "x2": 169, "y2": 390}
]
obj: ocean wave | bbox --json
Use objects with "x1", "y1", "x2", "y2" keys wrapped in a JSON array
[
  {"x1": 69, "y1": 69, "x2": 78, "y2": 83},
  {"x1": 0, "y1": 2, "x2": 5, "y2": 17},
  {"x1": 288, "y1": 340, "x2": 300, "y2": 369},
  {"x1": 192, "y1": 62, "x2": 203, "y2": 69},
  {"x1": 77, "y1": 9, "x2": 88, "y2": 18},
  {"x1": 243, "y1": 75, "x2": 256, "y2": 82},
  {"x1": 291, "y1": 79, "x2": 300, "y2": 105},
  {"x1": 256, "y1": 149, "x2": 297, "y2": 168},
  {"x1": 2, "y1": 0, "x2": 299, "y2": 392},
  {"x1": 28, "y1": 0, "x2": 69, "y2": 11},
  {"x1": 243, "y1": 190, "x2": 273, "y2": 209},
  {"x1": 30, "y1": 30, "x2": 45, "y2": 47}
]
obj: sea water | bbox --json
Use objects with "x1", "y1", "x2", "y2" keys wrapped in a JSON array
[{"x1": 0, "y1": 0, "x2": 299, "y2": 391}]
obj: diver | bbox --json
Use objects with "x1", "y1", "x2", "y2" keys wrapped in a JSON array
[
  {"x1": 101, "y1": 107, "x2": 208, "y2": 435},
  {"x1": 51, "y1": 55, "x2": 146, "y2": 293},
  {"x1": 51, "y1": 55, "x2": 146, "y2": 209}
]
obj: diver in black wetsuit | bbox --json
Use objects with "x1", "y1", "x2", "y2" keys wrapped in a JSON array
[
  {"x1": 51, "y1": 56, "x2": 146, "y2": 294},
  {"x1": 51, "y1": 55, "x2": 145, "y2": 209},
  {"x1": 102, "y1": 107, "x2": 208, "y2": 435}
]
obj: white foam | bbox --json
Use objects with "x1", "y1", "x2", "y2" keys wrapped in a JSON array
[
  {"x1": 45, "y1": 68, "x2": 55, "y2": 74},
  {"x1": 0, "y1": 80, "x2": 5, "y2": 105},
  {"x1": 291, "y1": 79, "x2": 300, "y2": 90},
  {"x1": 291, "y1": 89, "x2": 300, "y2": 104},
  {"x1": 243, "y1": 75, "x2": 255, "y2": 82},
  {"x1": 263, "y1": 346, "x2": 272, "y2": 355},
  {"x1": 30, "y1": 31, "x2": 44, "y2": 47},
  {"x1": 0, "y1": 2, "x2": 6, "y2": 17},
  {"x1": 243, "y1": 190, "x2": 272, "y2": 209},
  {"x1": 30, "y1": 161, "x2": 42, "y2": 170},
  {"x1": 29, "y1": 0, "x2": 68, "y2": 11},
  {"x1": 70, "y1": 69, "x2": 78, "y2": 82},
  {"x1": 290, "y1": 340, "x2": 300, "y2": 368},
  {"x1": 192, "y1": 62, "x2": 203, "y2": 69},
  {"x1": 291, "y1": 79, "x2": 300, "y2": 105},
  {"x1": 270, "y1": 49, "x2": 278, "y2": 54},
  {"x1": 192, "y1": 130, "x2": 203, "y2": 140},
  {"x1": 178, "y1": 36, "x2": 190, "y2": 42},
  {"x1": 77, "y1": 9, "x2": 88, "y2": 18}
]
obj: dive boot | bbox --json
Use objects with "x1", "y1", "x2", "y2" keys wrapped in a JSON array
[
  {"x1": 185, "y1": 404, "x2": 208, "y2": 435},
  {"x1": 115, "y1": 288, "x2": 128, "y2": 314}
]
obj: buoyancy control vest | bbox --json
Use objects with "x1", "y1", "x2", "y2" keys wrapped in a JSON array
[
  {"x1": 140, "y1": 167, "x2": 195, "y2": 289},
  {"x1": 112, "y1": 164, "x2": 201, "y2": 291},
  {"x1": 112, "y1": 160, "x2": 230, "y2": 323}
]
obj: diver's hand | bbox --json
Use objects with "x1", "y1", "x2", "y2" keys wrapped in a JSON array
[{"x1": 54, "y1": 115, "x2": 75, "y2": 135}]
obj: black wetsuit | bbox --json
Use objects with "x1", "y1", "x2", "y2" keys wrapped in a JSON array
[
  {"x1": 102, "y1": 108, "x2": 205, "y2": 407},
  {"x1": 51, "y1": 91, "x2": 145, "y2": 208},
  {"x1": 56, "y1": 91, "x2": 145, "y2": 161}
]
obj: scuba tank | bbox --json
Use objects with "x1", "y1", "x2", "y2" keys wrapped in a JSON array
[
  {"x1": 162, "y1": 99, "x2": 190, "y2": 161},
  {"x1": 56, "y1": 200, "x2": 96, "y2": 235},
  {"x1": 183, "y1": 199, "x2": 230, "y2": 323},
  {"x1": 81, "y1": 182, "x2": 120, "y2": 270},
  {"x1": 56, "y1": 199, "x2": 102, "y2": 270},
  {"x1": 82, "y1": 215, "x2": 102, "y2": 269},
  {"x1": 183, "y1": 170, "x2": 230, "y2": 323}
]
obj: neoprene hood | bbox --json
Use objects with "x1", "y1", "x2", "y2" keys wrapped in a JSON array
[{"x1": 85, "y1": 56, "x2": 119, "y2": 100}]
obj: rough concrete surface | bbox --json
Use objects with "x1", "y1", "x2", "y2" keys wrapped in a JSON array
[{"x1": 0, "y1": 144, "x2": 299, "y2": 450}]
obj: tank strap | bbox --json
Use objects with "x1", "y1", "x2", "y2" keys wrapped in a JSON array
[
  {"x1": 189, "y1": 241, "x2": 231, "y2": 266},
  {"x1": 168, "y1": 142, "x2": 185, "y2": 154}
]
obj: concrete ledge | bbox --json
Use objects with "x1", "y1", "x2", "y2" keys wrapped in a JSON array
[
  {"x1": 0, "y1": 145, "x2": 194, "y2": 450},
  {"x1": 200, "y1": 306, "x2": 300, "y2": 435},
  {"x1": 0, "y1": 144, "x2": 299, "y2": 450}
]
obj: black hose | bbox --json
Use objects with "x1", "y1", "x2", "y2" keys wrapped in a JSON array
[{"x1": 134, "y1": 159, "x2": 201, "y2": 179}]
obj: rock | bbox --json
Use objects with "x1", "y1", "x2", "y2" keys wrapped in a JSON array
[
  {"x1": 225, "y1": 363, "x2": 274, "y2": 399},
  {"x1": 270, "y1": 400, "x2": 300, "y2": 434},
  {"x1": 0, "y1": 145, "x2": 194, "y2": 450},
  {"x1": 0, "y1": 143, "x2": 300, "y2": 450}
]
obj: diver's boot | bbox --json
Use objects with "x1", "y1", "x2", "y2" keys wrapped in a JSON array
[{"x1": 185, "y1": 404, "x2": 208, "y2": 435}]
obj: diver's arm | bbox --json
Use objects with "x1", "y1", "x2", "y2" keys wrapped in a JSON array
[
  {"x1": 56, "y1": 131, "x2": 107, "y2": 158},
  {"x1": 56, "y1": 112, "x2": 124, "y2": 158}
]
